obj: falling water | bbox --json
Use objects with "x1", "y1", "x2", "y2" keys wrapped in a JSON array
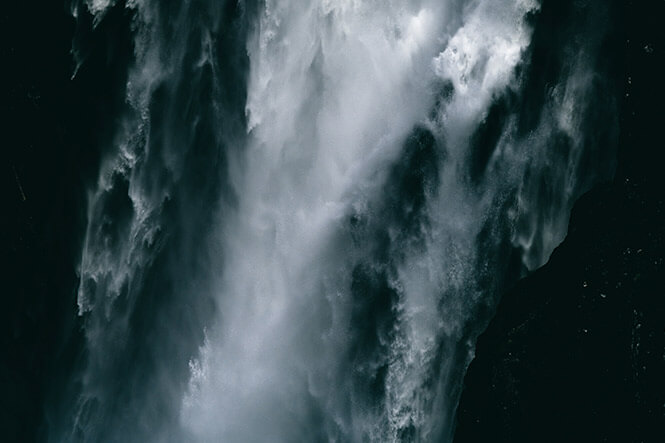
[{"x1": 54, "y1": 0, "x2": 619, "y2": 441}]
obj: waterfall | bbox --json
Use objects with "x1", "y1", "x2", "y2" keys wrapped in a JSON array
[{"x1": 56, "y1": 0, "x2": 618, "y2": 441}]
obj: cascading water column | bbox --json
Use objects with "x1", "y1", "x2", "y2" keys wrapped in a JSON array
[
  {"x1": 60, "y1": 0, "x2": 619, "y2": 441},
  {"x1": 182, "y1": 1, "x2": 453, "y2": 440},
  {"x1": 182, "y1": 0, "x2": 617, "y2": 441}
]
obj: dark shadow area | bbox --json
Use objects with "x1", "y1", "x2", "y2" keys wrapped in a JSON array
[
  {"x1": 454, "y1": 0, "x2": 665, "y2": 441},
  {"x1": 1, "y1": 2, "x2": 134, "y2": 441}
]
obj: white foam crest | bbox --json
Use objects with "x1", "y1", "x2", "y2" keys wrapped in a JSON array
[
  {"x1": 86, "y1": 0, "x2": 116, "y2": 18},
  {"x1": 434, "y1": 0, "x2": 538, "y2": 146}
]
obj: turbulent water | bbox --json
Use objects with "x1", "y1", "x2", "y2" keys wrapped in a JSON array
[{"x1": 53, "y1": 0, "x2": 619, "y2": 441}]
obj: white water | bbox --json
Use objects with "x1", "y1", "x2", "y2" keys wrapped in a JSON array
[
  {"x1": 182, "y1": 0, "x2": 542, "y2": 440},
  {"x1": 68, "y1": 0, "x2": 615, "y2": 441}
]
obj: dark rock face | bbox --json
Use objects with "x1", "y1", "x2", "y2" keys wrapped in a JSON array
[
  {"x1": 2, "y1": 2, "x2": 134, "y2": 441},
  {"x1": 454, "y1": 1, "x2": 665, "y2": 441},
  {"x1": 454, "y1": 181, "x2": 665, "y2": 443}
]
